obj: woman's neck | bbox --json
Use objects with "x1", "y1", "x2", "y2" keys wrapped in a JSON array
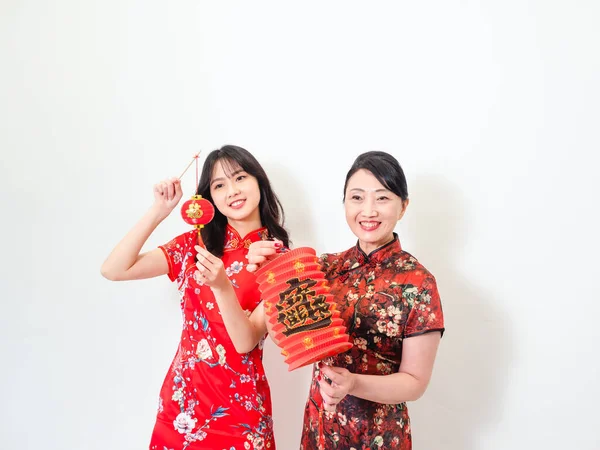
[{"x1": 227, "y1": 217, "x2": 263, "y2": 238}]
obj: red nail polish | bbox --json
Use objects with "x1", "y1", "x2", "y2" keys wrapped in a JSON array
[{"x1": 274, "y1": 242, "x2": 282, "y2": 248}]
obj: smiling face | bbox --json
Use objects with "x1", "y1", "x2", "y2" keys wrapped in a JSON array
[
  {"x1": 209, "y1": 159, "x2": 261, "y2": 230},
  {"x1": 344, "y1": 169, "x2": 408, "y2": 254}
]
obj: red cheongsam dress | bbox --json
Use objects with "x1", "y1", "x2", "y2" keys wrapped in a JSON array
[
  {"x1": 300, "y1": 236, "x2": 445, "y2": 450},
  {"x1": 150, "y1": 225, "x2": 275, "y2": 450}
]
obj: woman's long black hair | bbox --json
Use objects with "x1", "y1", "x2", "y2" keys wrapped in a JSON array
[{"x1": 196, "y1": 145, "x2": 290, "y2": 257}]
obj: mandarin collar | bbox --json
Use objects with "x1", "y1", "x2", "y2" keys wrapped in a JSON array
[
  {"x1": 224, "y1": 224, "x2": 269, "y2": 251},
  {"x1": 341, "y1": 233, "x2": 402, "y2": 273}
]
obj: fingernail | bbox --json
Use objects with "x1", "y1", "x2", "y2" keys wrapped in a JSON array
[{"x1": 274, "y1": 242, "x2": 282, "y2": 248}]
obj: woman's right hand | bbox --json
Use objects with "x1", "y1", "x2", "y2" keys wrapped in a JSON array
[
  {"x1": 246, "y1": 240, "x2": 282, "y2": 272},
  {"x1": 152, "y1": 177, "x2": 183, "y2": 218}
]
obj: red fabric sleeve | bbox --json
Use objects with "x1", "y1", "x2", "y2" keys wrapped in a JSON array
[
  {"x1": 158, "y1": 231, "x2": 196, "y2": 283},
  {"x1": 404, "y1": 273, "x2": 445, "y2": 338}
]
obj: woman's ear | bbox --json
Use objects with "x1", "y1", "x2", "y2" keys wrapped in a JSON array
[{"x1": 398, "y1": 198, "x2": 410, "y2": 221}]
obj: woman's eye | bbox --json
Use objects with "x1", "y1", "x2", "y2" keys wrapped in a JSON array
[
  {"x1": 351, "y1": 195, "x2": 362, "y2": 201},
  {"x1": 213, "y1": 183, "x2": 223, "y2": 190},
  {"x1": 377, "y1": 196, "x2": 389, "y2": 201},
  {"x1": 236, "y1": 175, "x2": 246, "y2": 182}
]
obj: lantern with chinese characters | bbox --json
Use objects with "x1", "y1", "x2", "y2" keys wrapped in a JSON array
[
  {"x1": 180, "y1": 195, "x2": 215, "y2": 247},
  {"x1": 177, "y1": 152, "x2": 216, "y2": 246},
  {"x1": 256, "y1": 247, "x2": 353, "y2": 371},
  {"x1": 181, "y1": 195, "x2": 215, "y2": 229}
]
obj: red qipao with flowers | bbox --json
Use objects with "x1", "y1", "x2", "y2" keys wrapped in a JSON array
[
  {"x1": 300, "y1": 236, "x2": 445, "y2": 450},
  {"x1": 149, "y1": 225, "x2": 275, "y2": 450}
]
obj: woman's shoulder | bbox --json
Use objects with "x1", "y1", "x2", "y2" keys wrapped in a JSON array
[
  {"x1": 389, "y1": 249, "x2": 438, "y2": 288},
  {"x1": 162, "y1": 229, "x2": 198, "y2": 251}
]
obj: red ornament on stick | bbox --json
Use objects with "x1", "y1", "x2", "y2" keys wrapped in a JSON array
[
  {"x1": 181, "y1": 196, "x2": 215, "y2": 232},
  {"x1": 178, "y1": 152, "x2": 215, "y2": 247}
]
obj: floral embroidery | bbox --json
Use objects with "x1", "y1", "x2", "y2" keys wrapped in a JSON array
[
  {"x1": 173, "y1": 412, "x2": 196, "y2": 434},
  {"x1": 226, "y1": 260, "x2": 245, "y2": 277},
  {"x1": 154, "y1": 226, "x2": 275, "y2": 449},
  {"x1": 301, "y1": 237, "x2": 444, "y2": 450}
]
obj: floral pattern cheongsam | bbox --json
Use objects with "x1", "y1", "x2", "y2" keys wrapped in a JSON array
[
  {"x1": 151, "y1": 225, "x2": 275, "y2": 450},
  {"x1": 300, "y1": 236, "x2": 445, "y2": 450}
]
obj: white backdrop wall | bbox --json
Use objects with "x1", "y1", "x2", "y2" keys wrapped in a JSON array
[{"x1": 1, "y1": 1, "x2": 599, "y2": 449}]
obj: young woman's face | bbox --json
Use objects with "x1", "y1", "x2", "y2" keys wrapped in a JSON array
[
  {"x1": 344, "y1": 169, "x2": 408, "y2": 254},
  {"x1": 209, "y1": 160, "x2": 261, "y2": 225}
]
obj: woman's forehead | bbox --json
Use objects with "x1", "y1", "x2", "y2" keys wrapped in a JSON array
[
  {"x1": 211, "y1": 158, "x2": 243, "y2": 179},
  {"x1": 347, "y1": 169, "x2": 388, "y2": 190}
]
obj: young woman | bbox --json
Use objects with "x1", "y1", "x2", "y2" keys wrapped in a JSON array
[
  {"x1": 101, "y1": 145, "x2": 289, "y2": 450},
  {"x1": 248, "y1": 151, "x2": 444, "y2": 449}
]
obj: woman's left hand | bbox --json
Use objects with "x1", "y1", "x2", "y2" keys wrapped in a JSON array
[
  {"x1": 318, "y1": 364, "x2": 356, "y2": 411},
  {"x1": 195, "y1": 245, "x2": 231, "y2": 292}
]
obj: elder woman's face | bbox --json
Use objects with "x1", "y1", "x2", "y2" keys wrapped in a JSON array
[{"x1": 344, "y1": 169, "x2": 408, "y2": 254}]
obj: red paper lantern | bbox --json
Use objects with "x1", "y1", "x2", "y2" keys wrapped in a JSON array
[
  {"x1": 256, "y1": 247, "x2": 353, "y2": 371},
  {"x1": 180, "y1": 195, "x2": 215, "y2": 230}
]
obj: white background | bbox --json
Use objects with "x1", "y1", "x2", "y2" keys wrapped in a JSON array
[{"x1": 1, "y1": 1, "x2": 599, "y2": 449}]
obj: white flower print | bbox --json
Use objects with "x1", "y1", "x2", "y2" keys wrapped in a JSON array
[
  {"x1": 226, "y1": 260, "x2": 244, "y2": 277},
  {"x1": 173, "y1": 412, "x2": 196, "y2": 434},
  {"x1": 252, "y1": 436, "x2": 265, "y2": 449},
  {"x1": 206, "y1": 302, "x2": 214, "y2": 310},
  {"x1": 354, "y1": 338, "x2": 367, "y2": 350},
  {"x1": 386, "y1": 321, "x2": 400, "y2": 337},
  {"x1": 171, "y1": 388, "x2": 183, "y2": 401},
  {"x1": 387, "y1": 305, "x2": 402, "y2": 322},
  {"x1": 373, "y1": 435, "x2": 384, "y2": 447},
  {"x1": 196, "y1": 339, "x2": 212, "y2": 360}
]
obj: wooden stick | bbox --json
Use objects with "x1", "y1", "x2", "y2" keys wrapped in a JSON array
[{"x1": 178, "y1": 151, "x2": 202, "y2": 179}]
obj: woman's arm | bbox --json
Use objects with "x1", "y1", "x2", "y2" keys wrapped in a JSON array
[
  {"x1": 100, "y1": 178, "x2": 182, "y2": 281},
  {"x1": 196, "y1": 245, "x2": 267, "y2": 354},
  {"x1": 319, "y1": 331, "x2": 442, "y2": 407}
]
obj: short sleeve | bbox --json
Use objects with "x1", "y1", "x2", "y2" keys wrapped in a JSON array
[
  {"x1": 404, "y1": 273, "x2": 445, "y2": 338},
  {"x1": 159, "y1": 231, "x2": 196, "y2": 283}
]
